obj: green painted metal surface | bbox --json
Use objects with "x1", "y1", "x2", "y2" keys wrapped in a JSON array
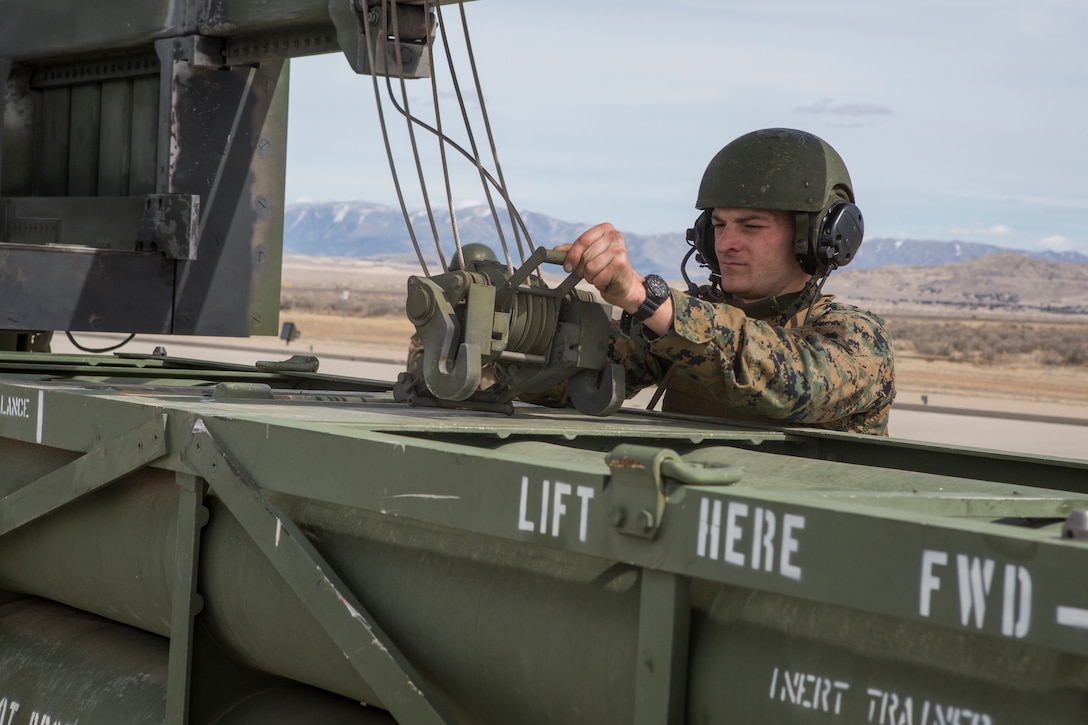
[
  {"x1": 1, "y1": 357, "x2": 1088, "y2": 722},
  {"x1": 4, "y1": 1, "x2": 1088, "y2": 722}
]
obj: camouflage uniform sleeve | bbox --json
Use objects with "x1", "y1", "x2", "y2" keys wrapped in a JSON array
[
  {"x1": 606, "y1": 319, "x2": 670, "y2": 395},
  {"x1": 650, "y1": 290, "x2": 895, "y2": 427}
]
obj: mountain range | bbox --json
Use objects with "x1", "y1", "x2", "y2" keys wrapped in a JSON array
[
  {"x1": 284, "y1": 201, "x2": 1088, "y2": 278},
  {"x1": 283, "y1": 201, "x2": 1088, "y2": 318}
]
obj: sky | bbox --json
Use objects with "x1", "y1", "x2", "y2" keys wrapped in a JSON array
[{"x1": 284, "y1": 0, "x2": 1088, "y2": 255}]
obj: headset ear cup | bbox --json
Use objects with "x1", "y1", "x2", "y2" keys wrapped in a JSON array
[
  {"x1": 816, "y1": 202, "x2": 864, "y2": 271},
  {"x1": 691, "y1": 210, "x2": 716, "y2": 272}
]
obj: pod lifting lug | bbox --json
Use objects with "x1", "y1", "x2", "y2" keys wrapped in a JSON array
[
  {"x1": 606, "y1": 445, "x2": 676, "y2": 541},
  {"x1": 606, "y1": 444, "x2": 743, "y2": 540}
]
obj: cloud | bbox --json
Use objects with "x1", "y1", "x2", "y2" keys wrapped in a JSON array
[
  {"x1": 1037, "y1": 235, "x2": 1073, "y2": 252},
  {"x1": 796, "y1": 98, "x2": 893, "y2": 116},
  {"x1": 949, "y1": 223, "x2": 1013, "y2": 237}
]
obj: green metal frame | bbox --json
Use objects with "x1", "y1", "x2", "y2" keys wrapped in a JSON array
[
  {"x1": 184, "y1": 420, "x2": 458, "y2": 724},
  {"x1": 0, "y1": 415, "x2": 167, "y2": 536},
  {"x1": 0, "y1": 402, "x2": 462, "y2": 722},
  {"x1": 3, "y1": 369, "x2": 1088, "y2": 722}
]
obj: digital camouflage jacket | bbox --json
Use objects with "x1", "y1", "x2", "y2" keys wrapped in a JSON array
[{"x1": 612, "y1": 289, "x2": 896, "y2": 435}]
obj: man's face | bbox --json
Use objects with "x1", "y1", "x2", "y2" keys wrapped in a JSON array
[{"x1": 711, "y1": 207, "x2": 810, "y2": 303}]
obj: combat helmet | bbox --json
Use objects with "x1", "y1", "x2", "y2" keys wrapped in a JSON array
[{"x1": 689, "y1": 128, "x2": 864, "y2": 275}]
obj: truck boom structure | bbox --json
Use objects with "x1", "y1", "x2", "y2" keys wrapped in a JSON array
[{"x1": 3, "y1": 2, "x2": 1088, "y2": 724}]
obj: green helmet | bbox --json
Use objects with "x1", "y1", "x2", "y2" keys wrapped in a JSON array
[
  {"x1": 692, "y1": 128, "x2": 862, "y2": 274},
  {"x1": 696, "y1": 128, "x2": 854, "y2": 212},
  {"x1": 449, "y1": 243, "x2": 499, "y2": 271}
]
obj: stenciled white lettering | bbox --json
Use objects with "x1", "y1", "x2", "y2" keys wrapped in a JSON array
[
  {"x1": 768, "y1": 666, "x2": 848, "y2": 715},
  {"x1": 516, "y1": 476, "x2": 595, "y2": 542},
  {"x1": 696, "y1": 497, "x2": 805, "y2": 581},
  {"x1": 0, "y1": 697, "x2": 21, "y2": 725},
  {"x1": 780, "y1": 514, "x2": 804, "y2": 581},
  {"x1": 957, "y1": 554, "x2": 995, "y2": 628},
  {"x1": 919, "y1": 550, "x2": 948, "y2": 617},
  {"x1": 865, "y1": 686, "x2": 993, "y2": 725},
  {"x1": 768, "y1": 665, "x2": 998, "y2": 724},
  {"x1": 918, "y1": 548, "x2": 1032, "y2": 638},
  {"x1": 724, "y1": 502, "x2": 748, "y2": 567},
  {"x1": 28, "y1": 712, "x2": 75, "y2": 725},
  {"x1": 0, "y1": 394, "x2": 32, "y2": 420},
  {"x1": 1001, "y1": 563, "x2": 1032, "y2": 638}
]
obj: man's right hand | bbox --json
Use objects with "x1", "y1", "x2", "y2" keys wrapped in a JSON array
[{"x1": 555, "y1": 223, "x2": 644, "y2": 312}]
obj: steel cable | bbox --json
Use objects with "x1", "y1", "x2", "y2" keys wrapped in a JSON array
[{"x1": 367, "y1": 1, "x2": 536, "y2": 279}]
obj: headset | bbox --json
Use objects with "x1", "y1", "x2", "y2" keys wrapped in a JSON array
[{"x1": 684, "y1": 200, "x2": 865, "y2": 282}]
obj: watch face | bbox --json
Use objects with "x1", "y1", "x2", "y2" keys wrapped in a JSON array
[{"x1": 645, "y1": 274, "x2": 670, "y2": 302}]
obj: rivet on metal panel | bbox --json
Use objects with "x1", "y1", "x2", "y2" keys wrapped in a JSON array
[{"x1": 1063, "y1": 510, "x2": 1088, "y2": 541}]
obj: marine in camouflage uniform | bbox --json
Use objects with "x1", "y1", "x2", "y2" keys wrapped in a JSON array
[
  {"x1": 559, "y1": 128, "x2": 895, "y2": 435},
  {"x1": 608, "y1": 286, "x2": 894, "y2": 435},
  {"x1": 405, "y1": 129, "x2": 895, "y2": 434}
]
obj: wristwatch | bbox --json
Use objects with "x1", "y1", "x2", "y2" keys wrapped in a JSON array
[
  {"x1": 632, "y1": 274, "x2": 670, "y2": 321},
  {"x1": 620, "y1": 274, "x2": 670, "y2": 337}
]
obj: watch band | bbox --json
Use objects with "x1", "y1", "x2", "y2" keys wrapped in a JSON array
[{"x1": 633, "y1": 274, "x2": 670, "y2": 322}]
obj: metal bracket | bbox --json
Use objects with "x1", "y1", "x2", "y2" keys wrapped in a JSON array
[
  {"x1": 185, "y1": 418, "x2": 457, "y2": 725},
  {"x1": 134, "y1": 194, "x2": 200, "y2": 260},
  {"x1": 634, "y1": 569, "x2": 690, "y2": 725},
  {"x1": 165, "y1": 472, "x2": 209, "y2": 725},
  {"x1": 0, "y1": 415, "x2": 168, "y2": 537},
  {"x1": 606, "y1": 445, "x2": 677, "y2": 540},
  {"x1": 406, "y1": 275, "x2": 484, "y2": 401},
  {"x1": 157, "y1": 35, "x2": 224, "y2": 69},
  {"x1": 607, "y1": 445, "x2": 744, "y2": 540},
  {"x1": 330, "y1": 0, "x2": 433, "y2": 78}
]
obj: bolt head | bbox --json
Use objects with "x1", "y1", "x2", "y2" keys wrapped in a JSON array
[{"x1": 1063, "y1": 510, "x2": 1088, "y2": 540}]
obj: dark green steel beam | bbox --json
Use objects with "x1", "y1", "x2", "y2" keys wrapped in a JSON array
[
  {"x1": 0, "y1": 0, "x2": 470, "y2": 63},
  {"x1": 0, "y1": 414, "x2": 167, "y2": 536},
  {"x1": 166, "y1": 472, "x2": 209, "y2": 725},
  {"x1": 634, "y1": 569, "x2": 690, "y2": 725},
  {"x1": 185, "y1": 419, "x2": 459, "y2": 724}
]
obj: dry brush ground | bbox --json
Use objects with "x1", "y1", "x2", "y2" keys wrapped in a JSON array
[{"x1": 281, "y1": 257, "x2": 1088, "y2": 408}]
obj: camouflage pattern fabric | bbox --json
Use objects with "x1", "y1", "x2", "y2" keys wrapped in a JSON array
[{"x1": 614, "y1": 290, "x2": 895, "y2": 435}]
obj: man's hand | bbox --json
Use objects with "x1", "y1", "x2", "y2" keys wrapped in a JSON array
[
  {"x1": 555, "y1": 222, "x2": 674, "y2": 336},
  {"x1": 555, "y1": 223, "x2": 644, "y2": 311}
]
